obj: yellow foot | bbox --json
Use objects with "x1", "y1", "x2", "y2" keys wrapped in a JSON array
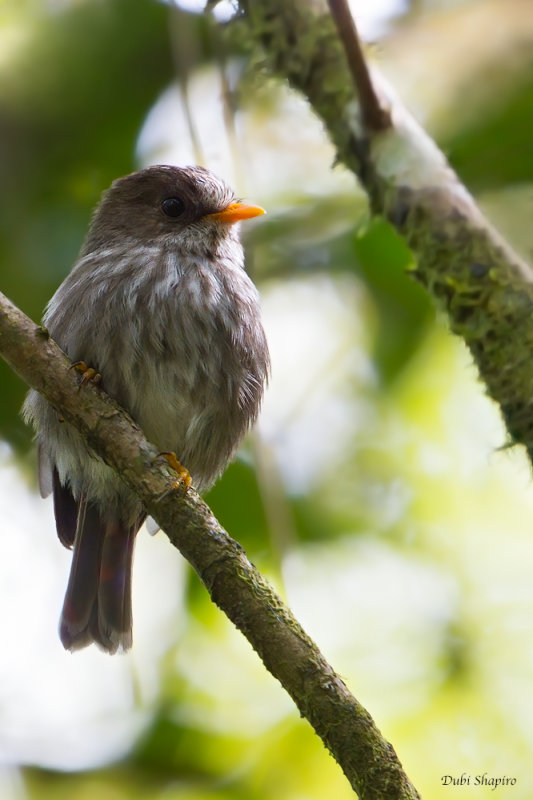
[
  {"x1": 157, "y1": 451, "x2": 192, "y2": 491},
  {"x1": 71, "y1": 360, "x2": 102, "y2": 391}
]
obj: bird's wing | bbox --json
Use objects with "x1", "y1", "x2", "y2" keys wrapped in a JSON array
[{"x1": 52, "y1": 467, "x2": 78, "y2": 548}]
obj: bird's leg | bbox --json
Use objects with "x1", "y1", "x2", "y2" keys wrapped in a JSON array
[
  {"x1": 156, "y1": 452, "x2": 192, "y2": 491},
  {"x1": 70, "y1": 361, "x2": 102, "y2": 391}
]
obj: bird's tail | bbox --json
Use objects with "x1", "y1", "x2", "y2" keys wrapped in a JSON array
[{"x1": 59, "y1": 498, "x2": 138, "y2": 654}]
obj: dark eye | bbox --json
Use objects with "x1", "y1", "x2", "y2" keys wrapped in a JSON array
[{"x1": 162, "y1": 197, "x2": 185, "y2": 218}]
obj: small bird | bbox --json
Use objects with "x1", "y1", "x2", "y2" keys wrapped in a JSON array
[{"x1": 23, "y1": 165, "x2": 270, "y2": 654}]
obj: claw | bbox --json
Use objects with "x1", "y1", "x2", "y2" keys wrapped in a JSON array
[
  {"x1": 71, "y1": 361, "x2": 102, "y2": 392},
  {"x1": 156, "y1": 451, "x2": 192, "y2": 492}
]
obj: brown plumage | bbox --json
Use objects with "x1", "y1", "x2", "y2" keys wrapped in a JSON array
[{"x1": 23, "y1": 165, "x2": 270, "y2": 654}]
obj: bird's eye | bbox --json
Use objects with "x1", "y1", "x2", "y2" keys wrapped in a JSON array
[{"x1": 162, "y1": 197, "x2": 185, "y2": 218}]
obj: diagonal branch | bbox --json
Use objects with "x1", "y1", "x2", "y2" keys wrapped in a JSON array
[
  {"x1": 239, "y1": 0, "x2": 533, "y2": 465},
  {"x1": 0, "y1": 288, "x2": 421, "y2": 798}
]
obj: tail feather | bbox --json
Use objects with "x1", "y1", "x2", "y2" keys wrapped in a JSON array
[
  {"x1": 93, "y1": 520, "x2": 135, "y2": 653},
  {"x1": 57, "y1": 487, "x2": 140, "y2": 654},
  {"x1": 60, "y1": 499, "x2": 106, "y2": 651}
]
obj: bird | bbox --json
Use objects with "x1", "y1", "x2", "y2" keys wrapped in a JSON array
[{"x1": 23, "y1": 164, "x2": 270, "y2": 654}]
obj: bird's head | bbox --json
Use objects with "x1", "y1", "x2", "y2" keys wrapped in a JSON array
[{"x1": 83, "y1": 165, "x2": 265, "y2": 256}]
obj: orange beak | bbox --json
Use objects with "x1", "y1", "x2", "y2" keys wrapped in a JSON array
[{"x1": 208, "y1": 202, "x2": 266, "y2": 224}]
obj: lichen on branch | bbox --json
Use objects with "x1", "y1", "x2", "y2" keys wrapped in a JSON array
[{"x1": 238, "y1": 0, "x2": 533, "y2": 463}]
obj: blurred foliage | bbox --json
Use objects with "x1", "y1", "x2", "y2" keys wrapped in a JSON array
[
  {"x1": 381, "y1": 0, "x2": 533, "y2": 190},
  {"x1": 2, "y1": 1, "x2": 533, "y2": 799},
  {"x1": 446, "y1": 72, "x2": 533, "y2": 190},
  {"x1": 0, "y1": 0, "x2": 185, "y2": 446},
  {"x1": 351, "y1": 219, "x2": 433, "y2": 383}
]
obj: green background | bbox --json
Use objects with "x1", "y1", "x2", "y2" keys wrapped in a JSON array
[{"x1": 1, "y1": 0, "x2": 532, "y2": 797}]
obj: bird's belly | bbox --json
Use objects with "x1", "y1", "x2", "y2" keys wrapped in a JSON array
[
  {"x1": 53, "y1": 266, "x2": 266, "y2": 492},
  {"x1": 116, "y1": 339, "x2": 247, "y2": 491}
]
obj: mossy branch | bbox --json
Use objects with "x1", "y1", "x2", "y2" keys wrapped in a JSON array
[
  {"x1": 0, "y1": 288, "x2": 420, "y2": 798},
  {"x1": 238, "y1": 0, "x2": 533, "y2": 462}
]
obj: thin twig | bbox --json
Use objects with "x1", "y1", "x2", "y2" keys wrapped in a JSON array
[{"x1": 327, "y1": 0, "x2": 391, "y2": 132}]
